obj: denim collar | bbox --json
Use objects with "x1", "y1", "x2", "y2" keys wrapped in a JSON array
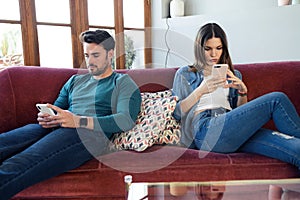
[{"x1": 180, "y1": 66, "x2": 204, "y2": 89}]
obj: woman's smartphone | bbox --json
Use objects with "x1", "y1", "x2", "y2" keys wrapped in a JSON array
[
  {"x1": 212, "y1": 64, "x2": 228, "y2": 79},
  {"x1": 36, "y1": 104, "x2": 56, "y2": 116}
]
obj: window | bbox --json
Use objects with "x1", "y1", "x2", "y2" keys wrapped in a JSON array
[
  {"x1": 35, "y1": 0, "x2": 73, "y2": 67},
  {"x1": 87, "y1": 0, "x2": 152, "y2": 69},
  {"x1": 88, "y1": 0, "x2": 114, "y2": 27},
  {"x1": 0, "y1": 0, "x2": 23, "y2": 67},
  {"x1": 0, "y1": 0, "x2": 152, "y2": 69},
  {"x1": 123, "y1": 0, "x2": 145, "y2": 69}
]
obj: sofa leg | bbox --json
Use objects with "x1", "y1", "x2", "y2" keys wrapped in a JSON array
[
  {"x1": 169, "y1": 183, "x2": 188, "y2": 196},
  {"x1": 268, "y1": 185, "x2": 283, "y2": 200}
]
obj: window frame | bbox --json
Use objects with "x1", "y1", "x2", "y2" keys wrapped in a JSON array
[{"x1": 0, "y1": 0, "x2": 152, "y2": 69}]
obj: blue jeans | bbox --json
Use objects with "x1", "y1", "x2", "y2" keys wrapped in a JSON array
[
  {"x1": 193, "y1": 92, "x2": 300, "y2": 169},
  {"x1": 0, "y1": 124, "x2": 109, "y2": 200}
]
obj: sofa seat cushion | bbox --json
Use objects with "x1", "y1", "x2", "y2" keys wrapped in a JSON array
[
  {"x1": 70, "y1": 159, "x2": 100, "y2": 172},
  {"x1": 70, "y1": 146, "x2": 299, "y2": 180},
  {"x1": 15, "y1": 147, "x2": 299, "y2": 199},
  {"x1": 97, "y1": 146, "x2": 299, "y2": 181}
]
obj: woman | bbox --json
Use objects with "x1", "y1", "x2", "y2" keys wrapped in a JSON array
[{"x1": 172, "y1": 22, "x2": 300, "y2": 169}]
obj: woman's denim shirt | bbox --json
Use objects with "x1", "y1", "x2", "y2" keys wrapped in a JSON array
[{"x1": 172, "y1": 65, "x2": 242, "y2": 148}]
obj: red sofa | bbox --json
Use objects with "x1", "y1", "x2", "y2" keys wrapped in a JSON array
[{"x1": 0, "y1": 61, "x2": 299, "y2": 199}]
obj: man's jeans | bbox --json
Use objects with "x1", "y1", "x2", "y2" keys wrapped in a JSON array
[
  {"x1": 0, "y1": 124, "x2": 109, "y2": 200},
  {"x1": 193, "y1": 92, "x2": 300, "y2": 169}
]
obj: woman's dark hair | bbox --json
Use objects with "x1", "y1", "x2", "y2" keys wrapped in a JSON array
[
  {"x1": 79, "y1": 30, "x2": 115, "y2": 51},
  {"x1": 192, "y1": 23, "x2": 234, "y2": 72}
]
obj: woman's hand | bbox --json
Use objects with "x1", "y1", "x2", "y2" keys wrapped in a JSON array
[
  {"x1": 225, "y1": 70, "x2": 247, "y2": 93},
  {"x1": 197, "y1": 76, "x2": 227, "y2": 95},
  {"x1": 225, "y1": 70, "x2": 248, "y2": 106},
  {"x1": 180, "y1": 76, "x2": 226, "y2": 113}
]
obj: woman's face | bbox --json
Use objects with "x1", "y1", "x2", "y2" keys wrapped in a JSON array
[{"x1": 204, "y1": 37, "x2": 223, "y2": 66}]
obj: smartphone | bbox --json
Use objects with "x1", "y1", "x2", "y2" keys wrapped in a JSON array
[
  {"x1": 36, "y1": 104, "x2": 56, "y2": 116},
  {"x1": 212, "y1": 64, "x2": 228, "y2": 79}
]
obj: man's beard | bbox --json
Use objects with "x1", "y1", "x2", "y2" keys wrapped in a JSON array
[
  {"x1": 89, "y1": 64, "x2": 109, "y2": 76},
  {"x1": 88, "y1": 53, "x2": 110, "y2": 76}
]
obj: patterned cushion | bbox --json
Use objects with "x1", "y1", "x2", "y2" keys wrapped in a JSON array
[
  {"x1": 110, "y1": 90, "x2": 181, "y2": 152},
  {"x1": 141, "y1": 90, "x2": 173, "y2": 99}
]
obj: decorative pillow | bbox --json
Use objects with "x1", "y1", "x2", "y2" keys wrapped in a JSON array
[
  {"x1": 141, "y1": 90, "x2": 173, "y2": 99},
  {"x1": 157, "y1": 118, "x2": 181, "y2": 145},
  {"x1": 110, "y1": 90, "x2": 181, "y2": 152}
]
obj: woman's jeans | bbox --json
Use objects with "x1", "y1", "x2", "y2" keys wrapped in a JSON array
[
  {"x1": 193, "y1": 92, "x2": 300, "y2": 169},
  {"x1": 0, "y1": 124, "x2": 109, "y2": 200}
]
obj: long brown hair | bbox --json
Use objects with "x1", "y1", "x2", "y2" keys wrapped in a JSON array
[{"x1": 191, "y1": 23, "x2": 234, "y2": 73}]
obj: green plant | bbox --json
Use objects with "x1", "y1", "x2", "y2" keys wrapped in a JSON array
[
  {"x1": 111, "y1": 34, "x2": 137, "y2": 69},
  {"x1": 0, "y1": 33, "x2": 9, "y2": 57},
  {"x1": 0, "y1": 30, "x2": 20, "y2": 57},
  {"x1": 124, "y1": 34, "x2": 136, "y2": 69}
]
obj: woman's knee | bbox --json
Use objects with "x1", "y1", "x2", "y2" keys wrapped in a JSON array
[{"x1": 268, "y1": 92, "x2": 289, "y2": 101}]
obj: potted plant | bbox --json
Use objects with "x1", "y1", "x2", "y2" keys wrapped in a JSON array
[
  {"x1": 0, "y1": 30, "x2": 23, "y2": 67},
  {"x1": 111, "y1": 34, "x2": 136, "y2": 69},
  {"x1": 124, "y1": 34, "x2": 136, "y2": 69}
]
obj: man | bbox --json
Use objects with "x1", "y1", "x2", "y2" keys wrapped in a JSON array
[{"x1": 0, "y1": 30, "x2": 141, "y2": 200}]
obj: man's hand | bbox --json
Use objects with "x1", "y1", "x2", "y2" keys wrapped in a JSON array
[
  {"x1": 47, "y1": 104, "x2": 80, "y2": 128},
  {"x1": 37, "y1": 107, "x2": 60, "y2": 128},
  {"x1": 37, "y1": 104, "x2": 80, "y2": 128}
]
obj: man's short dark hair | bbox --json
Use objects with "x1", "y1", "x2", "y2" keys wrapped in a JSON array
[{"x1": 79, "y1": 30, "x2": 115, "y2": 51}]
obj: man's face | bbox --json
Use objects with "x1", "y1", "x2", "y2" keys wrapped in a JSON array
[{"x1": 83, "y1": 43, "x2": 114, "y2": 77}]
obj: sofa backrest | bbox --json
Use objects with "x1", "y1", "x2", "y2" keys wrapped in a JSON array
[
  {"x1": 0, "y1": 61, "x2": 299, "y2": 133},
  {"x1": 0, "y1": 67, "x2": 79, "y2": 132},
  {"x1": 120, "y1": 67, "x2": 177, "y2": 92},
  {"x1": 0, "y1": 66, "x2": 177, "y2": 133},
  {"x1": 235, "y1": 61, "x2": 300, "y2": 112}
]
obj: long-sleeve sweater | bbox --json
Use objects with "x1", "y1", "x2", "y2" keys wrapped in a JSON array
[{"x1": 54, "y1": 72, "x2": 141, "y2": 138}]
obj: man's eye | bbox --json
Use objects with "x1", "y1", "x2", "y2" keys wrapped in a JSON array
[{"x1": 92, "y1": 54, "x2": 100, "y2": 58}]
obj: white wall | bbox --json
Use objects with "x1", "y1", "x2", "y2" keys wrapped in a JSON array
[{"x1": 152, "y1": 0, "x2": 300, "y2": 67}]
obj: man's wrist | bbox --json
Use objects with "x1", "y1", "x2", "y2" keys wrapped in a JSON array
[{"x1": 79, "y1": 116, "x2": 88, "y2": 128}]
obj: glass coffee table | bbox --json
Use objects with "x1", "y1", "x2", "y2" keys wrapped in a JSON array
[{"x1": 124, "y1": 176, "x2": 300, "y2": 200}]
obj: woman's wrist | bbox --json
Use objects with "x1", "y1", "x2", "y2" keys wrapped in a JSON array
[
  {"x1": 238, "y1": 90, "x2": 247, "y2": 96},
  {"x1": 238, "y1": 84, "x2": 247, "y2": 95}
]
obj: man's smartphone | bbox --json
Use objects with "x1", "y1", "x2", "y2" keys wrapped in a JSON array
[
  {"x1": 36, "y1": 104, "x2": 56, "y2": 116},
  {"x1": 212, "y1": 64, "x2": 228, "y2": 79}
]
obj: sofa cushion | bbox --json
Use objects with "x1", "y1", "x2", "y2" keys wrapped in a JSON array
[
  {"x1": 97, "y1": 146, "x2": 299, "y2": 180},
  {"x1": 110, "y1": 90, "x2": 180, "y2": 152},
  {"x1": 141, "y1": 90, "x2": 181, "y2": 145}
]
